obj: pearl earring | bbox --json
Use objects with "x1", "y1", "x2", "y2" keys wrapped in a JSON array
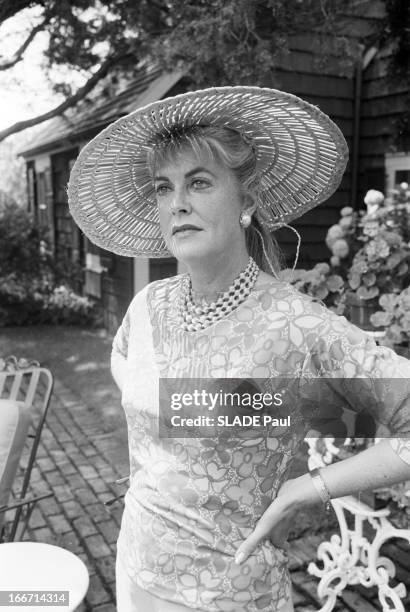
[{"x1": 239, "y1": 211, "x2": 252, "y2": 228}]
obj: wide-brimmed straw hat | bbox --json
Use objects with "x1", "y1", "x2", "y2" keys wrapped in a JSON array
[{"x1": 68, "y1": 86, "x2": 348, "y2": 258}]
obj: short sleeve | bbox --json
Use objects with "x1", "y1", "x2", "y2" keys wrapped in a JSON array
[
  {"x1": 302, "y1": 309, "x2": 410, "y2": 465},
  {"x1": 112, "y1": 307, "x2": 131, "y2": 360}
]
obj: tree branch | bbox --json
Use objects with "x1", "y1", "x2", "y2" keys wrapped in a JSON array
[
  {"x1": 0, "y1": 15, "x2": 50, "y2": 70},
  {"x1": 0, "y1": 52, "x2": 131, "y2": 143}
]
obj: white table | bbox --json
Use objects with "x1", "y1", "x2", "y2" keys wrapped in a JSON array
[{"x1": 0, "y1": 542, "x2": 89, "y2": 611}]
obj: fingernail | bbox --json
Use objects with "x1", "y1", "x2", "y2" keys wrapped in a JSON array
[{"x1": 235, "y1": 551, "x2": 245, "y2": 565}]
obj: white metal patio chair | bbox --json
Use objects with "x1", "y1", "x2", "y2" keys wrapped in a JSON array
[
  {"x1": 0, "y1": 356, "x2": 54, "y2": 542},
  {"x1": 304, "y1": 434, "x2": 410, "y2": 612}
]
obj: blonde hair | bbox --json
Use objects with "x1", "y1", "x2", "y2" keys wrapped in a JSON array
[{"x1": 147, "y1": 125, "x2": 283, "y2": 275}]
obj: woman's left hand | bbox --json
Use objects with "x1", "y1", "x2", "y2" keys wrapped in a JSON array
[{"x1": 234, "y1": 479, "x2": 299, "y2": 565}]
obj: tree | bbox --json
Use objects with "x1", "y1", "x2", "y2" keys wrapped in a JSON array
[{"x1": 0, "y1": 0, "x2": 401, "y2": 143}]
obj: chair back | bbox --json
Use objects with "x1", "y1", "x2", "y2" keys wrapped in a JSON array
[
  {"x1": 0, "y1": 357, "x2": 53, "y2": 541},
  {"x1": 0, "y1": 358, "x2": 53, "y2": 409},
  {"x1": 0, "y1": 401, "x2": 32, "y2": 533}
]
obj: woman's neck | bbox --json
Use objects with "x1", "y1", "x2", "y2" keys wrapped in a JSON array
[{"x1": 187, "y1": 253, "x2": 251, "y2": 302}]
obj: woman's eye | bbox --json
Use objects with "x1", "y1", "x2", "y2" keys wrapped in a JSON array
[
  {"x1": 191, "y1": 179, "x2": 209, "y2": 189},
  {"x1": 155, "y1": 184, "x2": 170, "y2": 195}
]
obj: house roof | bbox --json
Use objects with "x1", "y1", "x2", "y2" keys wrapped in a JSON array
[{"x1": 20, "y1": 67, "x2": 183, "y2": 158}]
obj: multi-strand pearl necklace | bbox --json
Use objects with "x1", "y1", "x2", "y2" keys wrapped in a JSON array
[{"x1": 177, "y1": 257, "x2": 259, "y2": 332}]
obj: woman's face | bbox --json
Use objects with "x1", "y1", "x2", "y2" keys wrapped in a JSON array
[{"x1": 153, "y1": 148, "x2": 249, "y2": 264}]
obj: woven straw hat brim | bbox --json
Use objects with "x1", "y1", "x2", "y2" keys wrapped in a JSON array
[{"x1": 68, "y1": 86, "x2": 349, "y2": 258}]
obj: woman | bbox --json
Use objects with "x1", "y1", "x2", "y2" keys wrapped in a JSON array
[{"x1": 68, "y1": 87, "x2": 410, "y2": 612}]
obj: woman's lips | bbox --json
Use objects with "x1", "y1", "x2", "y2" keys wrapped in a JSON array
[{"x1": 173, "y1": 227, "x2": 202, "y2": 236}]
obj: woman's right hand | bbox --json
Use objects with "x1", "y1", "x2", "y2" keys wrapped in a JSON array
[{"x1": 235, "y1": 479, "x2": 300, "y2": 564}]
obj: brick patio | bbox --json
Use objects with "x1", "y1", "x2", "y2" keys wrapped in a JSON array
[{"x1": 20, "y1": 377, "x2": 410, "y2": 611}]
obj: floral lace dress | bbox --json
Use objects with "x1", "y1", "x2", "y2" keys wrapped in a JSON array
[{"x1": 112, "y1": 276, "x2": 410, "y2": 612}]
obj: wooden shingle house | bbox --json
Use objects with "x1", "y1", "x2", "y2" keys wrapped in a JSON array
[
  {"x1": 21, "y1": 68, "x2": 185, "y2": 331},
  {"x1": 20, "y1": 2, "x2": 410, "y2": 332}
]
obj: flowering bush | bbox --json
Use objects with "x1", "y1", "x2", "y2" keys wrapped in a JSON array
[
  {"x1": 370, "y1": 289, "x2": 410, "y2": 347},
  {"x1": 347, "y1": 212, "x2": 410, "y2": 302},
  {"x1": 0, "y1": 274, "x2": 47, "y2": 326},
  {"x1": 384, "y1": 182, "x2": 410, "y2": 243},
  {"x1": 375, "y1": 480, "x2": 410, "y2": 529},
  {"x1": 326, "y1": 185, "x2": 410, "y2": 305},
  {"x1": 325, "y1": 206, "x2": 359, "y2": 271},
  {"x1": 364, "y1": 189, "x2": 385, "y2": 215},
  {"x1": 341, "y1": 184, "x2": 410, "y2": 342},
  {"x1": 0, "y1": 278, "x2": 98, "y2": 327},
  {"x1": 280, "y1": 263, "x2": 344, "y2": 310},
  {"x1": 0, "y1": 202, "x2": 99, "y2": 327},
  {"x1": 279, "y1": 184, "x2": 410, "y2": 331},
  {"x1": 44, "y1": 286, "x2": 97, "y2": 325},
  {"x1": 47, "y1": 286, "x2": 87, "y2": 308}
]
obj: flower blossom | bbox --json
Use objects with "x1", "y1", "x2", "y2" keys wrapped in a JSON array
[
  {"x1": 364, "y1": 189, "x2": 384, "y2": 215},
  {"x1": 325, "y1": 224, "x2": 344, "y2": 251},
  {"x1": 331, "y1": 239, "x2": 349, "y2": 259}
]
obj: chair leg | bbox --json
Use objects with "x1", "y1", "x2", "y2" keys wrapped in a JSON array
[{"x1": 13, "y1": 501, "x2": 35, "y2": 542}]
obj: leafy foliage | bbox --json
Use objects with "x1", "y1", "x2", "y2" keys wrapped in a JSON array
[
  {"x1": 326, "y1": 186, "x2": 410, "y2": 304},
  {"x1": 325, "y1": 206, "x2": 361, "y2": 278},
  {"x1": 384, "y1": 0, "x2": 410, "y2": 82},
  {"x1": 0, "y1": 0, "x2": 367, "y2": 140},
  {"x1": 286, "y1": 185, "x2": 410, "y2": 324},
  {"x1": 0, "y1": 203, "x2": 49, "y2": 278},
  {"x1": 280, "y1": 262, "x2": 344, "y2": 311},
  {"x1": 347, "y1": 213, "x2": 410, "y2": 302},
  {"x1": 370, "y1": 289, "x2": 410, "y2": 346},
  {"x1": 4, "y1": 0, "x2": 356, "y2": 86},
  {"x1": 375, "y1": 475, "x2": 410, "y2": 528},
  {"x1": 148, "y1": 0, "x2": 355, "y2": 87},
  {"x1": 0, "y1": 203, "x2": 99, "y2": 326},
  {"x1": 1, "y1": 1, "x2": 409, "y2": 142}
]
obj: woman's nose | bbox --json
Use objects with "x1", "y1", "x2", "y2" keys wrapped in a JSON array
[{"x1": 170, "y1": 188, "x2": 192, "y2": 214}]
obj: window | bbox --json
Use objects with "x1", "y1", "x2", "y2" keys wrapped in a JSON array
[{"x1": 385, "y1": 152, "x2": 410, "y2": 192}]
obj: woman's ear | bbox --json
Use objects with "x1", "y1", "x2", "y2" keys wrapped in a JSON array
[{"x1": 243, "y1": 191, "x2": 258, "y2": 216}]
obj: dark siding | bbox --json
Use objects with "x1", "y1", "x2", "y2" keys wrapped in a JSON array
[
  {"x1": 270, "y1": 2, "x2": 385, "y2": 266},
  {"x1": 359, "y1": 46, "x2": 410, "y2": 202},
  {"x1": 269, "y1": 62, "x2": 355, "y2": 267},
  {"x1": 100, "y1": 251, "x2": 134, "y2": 333}
]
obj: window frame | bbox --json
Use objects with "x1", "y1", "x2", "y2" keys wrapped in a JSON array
[{"x1": 385, "y1": 152, "x2": 410, "y2": 192}]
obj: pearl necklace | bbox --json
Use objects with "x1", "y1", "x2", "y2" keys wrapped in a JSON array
[{"x1": 177, "y1": 257, "x2": 259, "y2": 332}]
